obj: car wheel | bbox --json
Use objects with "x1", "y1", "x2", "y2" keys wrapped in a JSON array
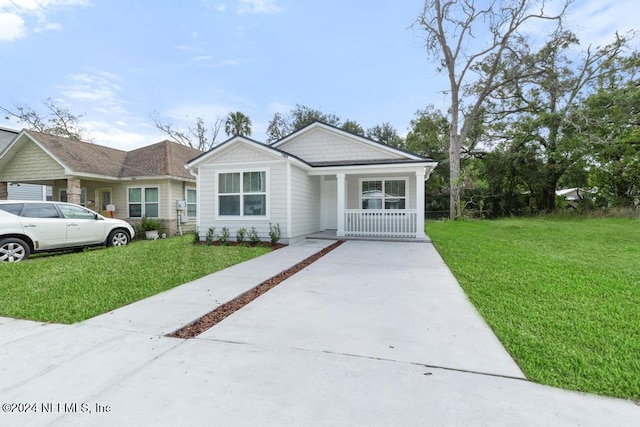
[
  {"x1": 107, "y1": 229, "x2": 130, "y2": 247},
  {"x1": 0, "y1": 237, "x2": 30, "y2": 262}
]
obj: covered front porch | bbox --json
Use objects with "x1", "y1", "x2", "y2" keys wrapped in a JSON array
[{"x1": 313, "y1": 166, "x2": 430, "y2": 240}]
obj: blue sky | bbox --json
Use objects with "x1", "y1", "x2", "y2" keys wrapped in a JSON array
[{"x1": 1, "y1": 0, "x2": 638, "y2": 150}]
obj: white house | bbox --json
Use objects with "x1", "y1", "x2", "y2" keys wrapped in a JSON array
[{"x1": 187, "y1": 122, "x2": 438, "y2": 243}]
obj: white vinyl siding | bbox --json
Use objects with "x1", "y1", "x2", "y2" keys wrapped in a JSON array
[
  {"x1": 275, "y1": 127, "x2": 405, "y2": 163},
  {"x1": 8, "y1": 183, "x2": 47, "y2": 201},
  {"x1": 199, "y1": 160, "x2": 288, "y2": 240},
  {"x1": 290, "y1": 165, "x2": 321, "y2": 238}
]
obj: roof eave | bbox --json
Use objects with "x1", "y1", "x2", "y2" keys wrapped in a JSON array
[{"x1": 306, "y1": 161, "x2": 438, "y2": 176}]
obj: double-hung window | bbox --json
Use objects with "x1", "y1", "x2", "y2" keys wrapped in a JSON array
[
  {"x1": 186, "y1": 188, "x2": 197, "y2": 217},
  {"x1": 218, "y1": 171, "x2": 267, "y2": 217},
  {"x1": 128, "y1": 187, "x2": 159, "y2": 218},
  {"x1": 361, "y1": 179, "x2": 406, "y2": 210}
]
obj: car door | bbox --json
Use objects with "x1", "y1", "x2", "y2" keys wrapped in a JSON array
[
  {"x1": 57, "y1": 203, "x2": 106, "y2": 246},
  {"x1": 19, "y1": 203, "x2": 67, "y2": 249}
]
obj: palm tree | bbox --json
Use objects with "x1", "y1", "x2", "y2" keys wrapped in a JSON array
[{"x1": 224, "y1": 111, "x2": 252, "y2": 137}]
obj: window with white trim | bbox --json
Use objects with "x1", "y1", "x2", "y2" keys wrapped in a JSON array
[
  {"x1": 59, "y1": 188, "x2": 87, "y2": 206},
  {"x1": 218, "y1": 171, "x2": 267, "y2": 217},
  {"x1": 361, "y1": 179, "x2": 406, "y2": 210},
  {"x1": 128, "y1": 187, "x2": 159, "y2": 218},
  {"x1": 186, "y1": 188, "x2": 197, "y2": 217}
]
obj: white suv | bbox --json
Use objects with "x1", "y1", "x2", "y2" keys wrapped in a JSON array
[{"x1": 0, "y1": 201, "x2": 135, "y2": 262}]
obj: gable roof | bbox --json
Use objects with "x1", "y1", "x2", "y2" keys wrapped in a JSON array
[
  {"x1": 1, "y1": 130, "x2": 202, "y2": 180},
  {"x1": 271, "y1": 121, "x2": 431, "y2": 164},
  {"x1": 187, "y1": 121, "x2": 436, "y2": 171},
  {"x1": 186, "y1": 134, "x2": 312, "y2": 169}
]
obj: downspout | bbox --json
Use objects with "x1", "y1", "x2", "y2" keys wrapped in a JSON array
[{"x1": 178, "y1": 181, "x2": 185, "y2": 236}]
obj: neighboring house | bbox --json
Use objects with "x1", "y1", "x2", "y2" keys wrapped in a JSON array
[
  {"x1": 0, "y1": 127, "x2": 49, "y2": 201},
  {"x1": 556, "y1": 188, "x2": 595, "y2": 201},
  {"x1": 187, "y1": 121, "x2": 438, "y2": 243},
  {"x1": 0, "y1": 130, "x2": 202, "y2": 235}
]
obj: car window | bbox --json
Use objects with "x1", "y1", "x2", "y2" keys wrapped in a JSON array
[
  {"x1": 21, "y1": 203, "x2": 61, "y2": 219},
  {"x1": 0, "y1": 203, "x2": 24, "y2": 215},
  {"x1": 58, "y1": 204, "x2": 97, "y2": 220}
]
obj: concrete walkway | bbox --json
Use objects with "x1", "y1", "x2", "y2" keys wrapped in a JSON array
[{"x1": 0, "y1": 240, "x2": 637, "y2": 426}]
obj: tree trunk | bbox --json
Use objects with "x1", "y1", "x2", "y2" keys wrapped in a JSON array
[{"x1": 449, "y1": 135, "x2": 460, "y2": 220}]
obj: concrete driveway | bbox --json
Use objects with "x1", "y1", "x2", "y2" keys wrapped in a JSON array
[{"x1": 0, "y1": 240, "x2": 637, "y2": 426}]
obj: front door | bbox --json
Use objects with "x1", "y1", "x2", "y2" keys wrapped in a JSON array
[
  {"x1": 321, "y1": 178, "x2": 337, "y2": 230},
  {"x1": 98, "y1": 189, "x2": 112, "y2": 217}
]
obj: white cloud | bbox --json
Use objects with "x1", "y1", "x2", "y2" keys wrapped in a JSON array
[
  {"x1": 568, "y1": 0, "x2": 639, "y2": 49},
  {"x1": 35, "y1": 21, "x2": 63, "y2": 32},
  {"x1": 236, "y1": 0, "x2": 282, "y2": 15},
  {"x1": 192, "y1": 55, "x2": 213, "y2": 62},
  {"x1": 58, "y1": 71, "x2": 128, "y2": 115},
  {"x1": 520, "y1": 0, "x2": 639, "y2": 50},
  {"x1": 84, "y1": 120, "x2": 158, "y2": 150},
  {"x1": 0, "y1": 0, "x2": 89, "y2": 41},
  {"x1": 0, "y1": 13, "x2": 26, "y2": 41}
]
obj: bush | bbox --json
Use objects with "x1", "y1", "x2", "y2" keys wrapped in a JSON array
[
  {"x1": 138, "y1": 216, "x2": 163, "y2": 232},
  {"x1": 205, "y1": 227, "x2": 216, "y2": 245},
  {"x1": 219, "y1": 227, "x2": 230, "y2": 246},
  {"x1": 248, "y1": 227, "x2": 261, "y2": 245},
  {"x1": 192, "y1": 227, "x2": 201, "y2": 244},
  {"x1": 268, "y1": 223, "x2": 281, "y2": 246},
  {"x1": 236, "y1": 227, "x2": 247, "y2": 244}
]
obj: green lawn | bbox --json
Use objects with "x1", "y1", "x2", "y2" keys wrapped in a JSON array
[
  {"x1": 427, "y1": 217, "x2": 640, "y2": 400},
  {"x1": 0, "y1": 235, "x2": 271, "y2": 324}
]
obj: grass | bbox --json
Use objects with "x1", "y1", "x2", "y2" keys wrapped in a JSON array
[
  {"x1": 0, "y1": 235, "x2": 271, "y2": 324},
  {"x1": 427, "y1": 216, "x2": 640, "y2": 400}
]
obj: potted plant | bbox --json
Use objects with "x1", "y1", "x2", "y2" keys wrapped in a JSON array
[{"x1": 137, "y1": 216, "x2": 163, "y2": 240}]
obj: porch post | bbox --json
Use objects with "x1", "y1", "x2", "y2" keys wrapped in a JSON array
[
  {"x1": 0, "y1": 181, "x2": 7, "y2": 200},
  {"x1": 67, "y1": 177, "x2": 82, "y2": 205},
  {"x1": 336, "y1": 173, "x2": 345, "y2": 237},
  {"x1": 416, "y1": 169, "x2": 426, "y2": 239}
]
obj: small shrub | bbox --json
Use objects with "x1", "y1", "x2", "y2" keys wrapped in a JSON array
[
  {"x1": 236, "y1": 227, "x2": 247, "y2": 244},
  {"x1": 248, "y1": 227, "x2": 261, "y2": 245},
  {"x1": 205, "y1": 227, "x2": 216, "y2": 245},
  {"x1": 219, "y1": 227, "x2": 230, "y2": 246},
  {"x1": 138, "y1": 216, "x2": 163, "y2": 232},
  {"x1": 268, "y1": 223, "x2": 281, "y2": 246},
  {"x1": 192, "y1": 227, "x2": 201, "y2": 244}
]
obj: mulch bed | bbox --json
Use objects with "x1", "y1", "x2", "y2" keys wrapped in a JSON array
[
  {"x1": 168, "y1": 240, "x2": 344, "y2": 339},
  {"x1": 199, "y1": 241, "x2": 288, "y2": 250}
]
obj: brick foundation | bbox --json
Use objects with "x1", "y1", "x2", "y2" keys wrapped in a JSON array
[{"x1": 0, "y1": 182, "x2": 7, "y2": 200}]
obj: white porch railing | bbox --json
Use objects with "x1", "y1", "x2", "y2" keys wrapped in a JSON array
[{"x1": 344, "y1": 209, "x2": 418, "y2": 237}]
